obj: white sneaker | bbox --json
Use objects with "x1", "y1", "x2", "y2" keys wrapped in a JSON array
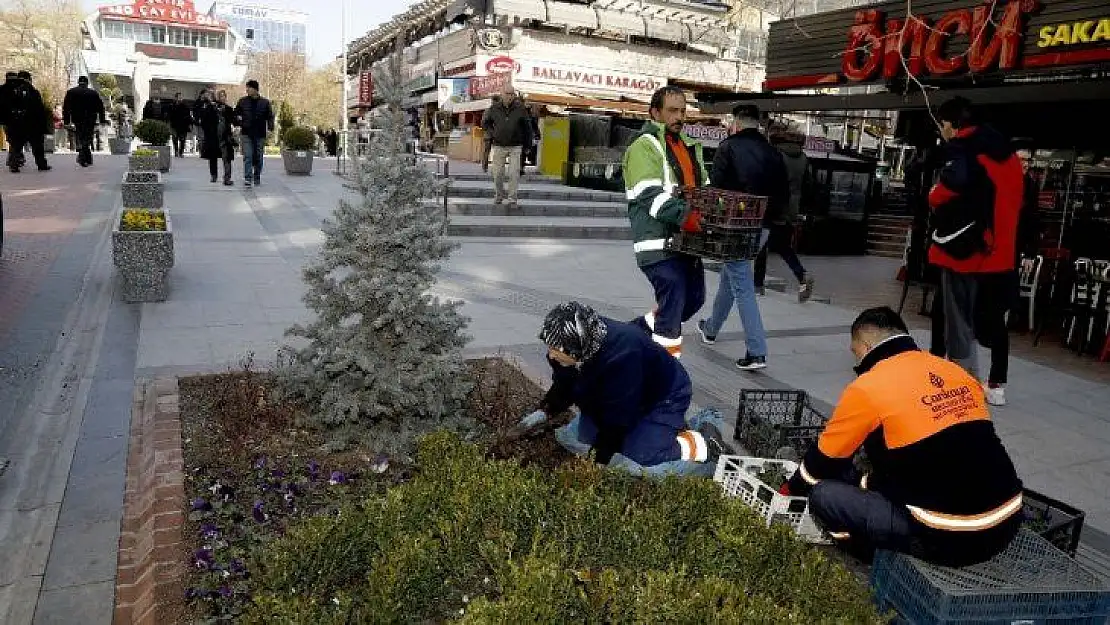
[{"x1": 984, "y1": 384, "x2": 1006, "y2": 406}]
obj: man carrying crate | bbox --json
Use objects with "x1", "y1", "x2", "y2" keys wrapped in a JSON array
[
  {"x1": 623, "y1": 86, "x2": 708, "y2": 359},
  {"x1": 508, "y1": 302, "x2": 733, "y2": 476},
  {"x1": 781, "y1": 307, "x2": 1024, "y2": 567}
]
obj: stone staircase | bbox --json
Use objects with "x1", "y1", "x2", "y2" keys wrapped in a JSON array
[
  {"x1": 441, "y1": 176, "x2": 631, "y2": 240},
  {"x1": 866, "y1": 215, "x2": 911, "y2": 259}
]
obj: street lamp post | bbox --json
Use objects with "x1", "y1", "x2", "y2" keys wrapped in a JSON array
[{"x1": 340, "y1": 0, "x2": 349, "y2": 141}]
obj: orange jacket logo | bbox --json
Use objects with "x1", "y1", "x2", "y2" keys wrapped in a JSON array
[{"x1": 929, "y1": 372, "x2": 945, "y2": 389}]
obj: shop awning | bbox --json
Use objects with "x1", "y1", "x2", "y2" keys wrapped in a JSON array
[
  {"x1": 595, "y1": 8, "x2": 646, "y2": 37},
  {"x1": 645, "y1": 18, "x2": 690, "y2": 43},
  {"x1": 490, "y1": 0, "x2": 547, "y2": 23},
  {"x1": 546, "y1": 1, "x2": 598, "y2": 29}
]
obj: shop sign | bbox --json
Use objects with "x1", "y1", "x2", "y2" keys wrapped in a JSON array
[
  {"x1": 358, "y1": 71, "x2": 373, "y2": 107},
  {"x1": 485, "y1": 56, "x2": 518, "y2": 74},
  {"x1": 479, "y1": 56, "x2": 665, "y2": 97},
  {"x1": 437, "y1": 78, "x2": 471, "y2": 109},
  {"x1": 764, "y1": 0, "x2": 1110, "y2": 90},
  {"x1": 135, "y1": 42, "x2": 198, "y2": 61},
  {"x1": 99, "y1": 0, "x2": 225, "y2": 27},
  {"x1": 477, "y1": 28, "x2": 506, "y2": 51},
  {"x1": 469, "y1": 73, "x2": 512, "y2": 98},
  {"x1": 683, "y1": 123, "x2": 728, "y2": 147}
]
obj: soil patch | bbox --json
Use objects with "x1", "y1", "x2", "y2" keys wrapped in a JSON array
[{"x1": 177, "y1": 357, "x2": 567, "y2": 622}]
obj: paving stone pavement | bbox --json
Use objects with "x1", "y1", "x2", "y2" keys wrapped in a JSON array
[{"x1": 4, "y1": 154, "x2": 1109, "y2": 623}]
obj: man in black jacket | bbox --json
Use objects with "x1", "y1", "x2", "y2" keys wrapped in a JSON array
[
  {"x1": 1, "y1": 72, "x2": 24, "y2": 169},
  {"x1": 697, "y1": 105, "x2": 788, "y2": 371},
  {"x1": 234, "y1": 79, "x2": 274, "y2": 188},
  {"x1": 169, "y1": 92, "x2": 193, "y2": 157},
  {"x1": 6, "y1": 72, "x2": 50, "y2": 173},
  {"x1": 484, "y1": 85, "x2": 532, "y2": 207},
  {"x1": 63, "y1": 76, "x2": 108, "y2": 167}
]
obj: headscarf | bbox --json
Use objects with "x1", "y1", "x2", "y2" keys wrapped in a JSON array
[{"x1": 538, "y1": 302, "x2": 607, "y2": 362}]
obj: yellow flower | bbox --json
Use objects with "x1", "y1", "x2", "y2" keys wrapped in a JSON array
[{"x1": 120, "y1": 209, "x2": 167, "y2": 232}]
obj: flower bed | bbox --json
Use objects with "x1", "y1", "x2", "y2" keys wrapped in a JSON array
[{"x1": 177, "y1": 358, "x2": 876, "y2": 622}]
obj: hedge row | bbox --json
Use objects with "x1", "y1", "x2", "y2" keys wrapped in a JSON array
[{"x1": 244, "y1": 432, "x2": 881, "y2": 624}]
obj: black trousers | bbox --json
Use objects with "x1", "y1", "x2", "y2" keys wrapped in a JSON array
[
  {"x1": 7, "y1": 127, "x2": 47, "y2": 169},
  {"x1": 632, "y1": 255, "x2": 706, "y2": 340},
  {"x1": 172, "y1": 131, "x2": 187, "y2": 156},
  {"x1": 754, "y1": 223, "x2": 807, "y2": 287},
  {"x1": 75, "y1": 123, "x2": 95, "y2": 165},
  {"x1": 930, "y1": 270, "x2": 1016, "y2": 385},
  {"x1": 809, "y1": 479, "x2": 1022, "y2": 567}
]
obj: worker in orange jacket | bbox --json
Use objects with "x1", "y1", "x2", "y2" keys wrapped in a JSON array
[{"x1": 783, "y1": 307, "x2": 1024, "y2": 567}]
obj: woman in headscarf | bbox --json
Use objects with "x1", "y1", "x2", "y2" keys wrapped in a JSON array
[
  {"x1": 514, "y1": 302, "x2": 732, "y2": 476},
  {"x1": 197, "y1": 89, "x2": 237, "y2": 185}
]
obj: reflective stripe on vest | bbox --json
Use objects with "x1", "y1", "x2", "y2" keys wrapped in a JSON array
[{"x1": 634, "y1": 238, "x2": 669, "y2": 253}]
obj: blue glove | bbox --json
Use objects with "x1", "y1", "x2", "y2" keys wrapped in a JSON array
[{"x1": 521, "y1": 410, "x2": 547, "y2": 428}]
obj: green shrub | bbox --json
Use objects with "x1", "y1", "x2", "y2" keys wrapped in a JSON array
[
  {"x1": 134, "y1": 118, "x2": 171, "y2": 146},
  {"x1": 245, "y1": 432, "x2": 881, "y2": 624},
  {"x1": 282, "y1": 125, "x2": 316, "y2": 151}
]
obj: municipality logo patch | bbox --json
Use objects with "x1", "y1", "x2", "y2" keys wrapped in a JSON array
[{"x1": 929, "y1": 372, "x2": 945, "y2": 389}]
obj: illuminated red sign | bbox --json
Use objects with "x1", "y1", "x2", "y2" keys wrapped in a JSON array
[
  {"x1": 469, "y1": 73, "x2": 512, "y2": 98},
  {"x1": 99, "y1": 0, "x2": 225, "y2": 28},
  {"x1": 841, "y1": 0, "x2": 1035, "y2": 83},
  {"x1": 358, "y1": 71, "x2": 373, "y2": 106},
  {"x1": 135, "y1": 42, "x2": 198, "y2": 61},
  {"x1": 485, "y1": 56, "x2": 518, "y2": 74}
]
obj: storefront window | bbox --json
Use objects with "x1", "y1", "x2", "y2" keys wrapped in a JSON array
[{"x1": 151, "y1": 26, "x2": 166, "y2": 43}]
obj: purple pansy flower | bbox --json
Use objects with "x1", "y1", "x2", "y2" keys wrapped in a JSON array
[
  {"x1": 328, "y1": 471, "x2": 347, "y2": 486},
  {"x1": 370, "y1": 454, "x2": 389, "y2": 474},
  {"x1": 254, "y1": 456, "x2": 267, "y2": 470},
  {"x1": 252, "y1": 500, "x2": 267, "y2": 523},
  {"x1": 229, "y1": 558, "x2": 247, "y2": 576},
  {"x1": 200, "y1": 523, "x2": 219, "y2": 539},
  {"x1": 185, "y1": 587, "x2": 202, "y2": 600},
  {"x1": 194, "y1": 548, "x2": 214, "y2": 570},
  {"x1": 308, "y1": 460, "x2": 320, "y2": 480},
  {"x1": 271, "y1": 469, "x2": 286, "y2": 479},
  {"x1": 219, "y1": 585, "x2": 233, "y2": 598},
  {"x1": 191, "y1": 497, "x2": 212, "y2": 512}
]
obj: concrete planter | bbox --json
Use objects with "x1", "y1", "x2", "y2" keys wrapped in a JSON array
[
  {"x1": 128, "y1": 154, "x2": 159, "y2": 172},
  {"x1": 44, "y1": 133, "x2": 56, "y2": 153},
  {"x1": 109, "y1": 137, "x2": 131, "y2": 155},
  {"x1": 282, "y1": 149, "x2": 313, "y2": 175},
  {"x1": 113, "y1": 211, "x2": 174, "y2": 303},
  {"x1": 122, "y1": 171, "x2": 164, "y2": 209},
  {"x1": 141, "y1": 144, "x2": 171, "y2": 173}
]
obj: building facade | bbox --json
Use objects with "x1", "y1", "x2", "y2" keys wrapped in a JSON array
[
  {"x1": 207, "y1": 2, "x2": 307, "y2": 55},
  {"x1": 78, "y1": 0, "x2": 249, "y2": 117}
]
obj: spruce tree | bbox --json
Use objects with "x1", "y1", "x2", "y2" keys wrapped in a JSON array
[{"x1": 278, "y1": 57, "x2": 471, "y2": 454}]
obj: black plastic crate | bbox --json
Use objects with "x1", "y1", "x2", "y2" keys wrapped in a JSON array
[
  {"x1": 1022, "y1": 488, "x2": 1085, "y2": 557},
  {"x1": 734, "y1": 390, "x2": 827, "y2": 459},
  {"x1": 871, "y1": 530, "x2": 1110, "y2": 624},
  {"x1": 684, "y1": 186, "x2": 767, "y2": 229},
  {"x1": 671, "y1": 227, "x2": 763, "y2": 261}
]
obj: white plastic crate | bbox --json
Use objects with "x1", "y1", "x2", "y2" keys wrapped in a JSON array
[{"x1": 713, "y1": 455, "x2": 831, "y2": 545}]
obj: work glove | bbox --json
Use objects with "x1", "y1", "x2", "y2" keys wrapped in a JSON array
[
  {"x1": 521, "y1": 409, "x2": 547, "y2": 429},
  {"x1": 681, "y1": 209, "x2": 703, "y2": 233},
  {"x1": 778, "y1": 483, "x2": 792, "y2": 496},
  {"x1": 502, "y1": 410, "x2": 548, "y2": 442}
]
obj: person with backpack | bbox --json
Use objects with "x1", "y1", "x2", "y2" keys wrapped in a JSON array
[
  {"x1": 928, "y1": 97, "x2": 1022, "y2": 398},
  {"x1": 759, "y1": 130, "x2": 815, "y2": 302}
]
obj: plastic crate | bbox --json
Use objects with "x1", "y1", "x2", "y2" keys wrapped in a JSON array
[
  {"x1": 734, "y1": 389, "x2": 826, "y2": 459},
  {"x1": 683, "y1": 186, "x2": 767, "y2": 229},
  {"x1": 1022, "y1": 488, "x2": 1085, "y2": 557},
  {"x1": 871, "y1": 529, "x2": 1110, "y2": 624},
  {"x1": 713, "y1": 455, "x2": 831, "y2": 544},
  {"x1": 670, "y1": 227, "x2": 763, "y2": 261}
]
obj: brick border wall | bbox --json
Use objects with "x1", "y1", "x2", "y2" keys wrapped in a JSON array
[{"x1": 115, "y1": 377, "x2": 185, "y2": 624}]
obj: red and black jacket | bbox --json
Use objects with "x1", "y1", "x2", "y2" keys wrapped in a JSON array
[
  {"x1": 928, "y1": 125, "x2": 1023, "y2": 273},
  {"x1": 789, "y1": 336, "x2": 1023, "y2": 534}
]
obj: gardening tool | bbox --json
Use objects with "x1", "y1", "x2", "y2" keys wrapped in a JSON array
[{"x1": 499, "y1": 409, "x2": 548, "y2": 443}]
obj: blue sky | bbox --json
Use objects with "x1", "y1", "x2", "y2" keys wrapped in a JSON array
[{"x1": 79, "y1": 0, "x2": 418, "y2": 66}]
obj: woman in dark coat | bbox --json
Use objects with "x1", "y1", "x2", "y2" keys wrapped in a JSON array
[{"x1": 197, "y1": 90, "x2": 237, "y2": 185}]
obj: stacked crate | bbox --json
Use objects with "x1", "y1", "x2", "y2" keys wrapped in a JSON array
[{"x1": 670, "y1": 187, "x2": 767, "y2": 261}]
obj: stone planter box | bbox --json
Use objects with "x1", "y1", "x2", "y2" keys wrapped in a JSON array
[
  {"x1": 282, "y1": 149, "x2": 313, "y2": 175},
  {"x1": 122, "y1": 172, "x2": 164, "y2": 209},
  {"x1": 113, "y1": 211, "x2": 174, "y2": 303},
  {"x1": 141, "y1": 144, "x2": 171, "y2": 173},
  {"x1": 110, "y1": 137, "x2": 131, "y2": 155},
  {"x1": 128, "y1": 154, "x2": 159, "y2": 172}
]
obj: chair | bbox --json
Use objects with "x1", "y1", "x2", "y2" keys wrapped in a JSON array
[
  {"x1": 1033, "y1": 258, "x2": 1089, "y2": 349},
  {"x1": 1016, "y1": 254, "x2": 1043, "y2": 332}
]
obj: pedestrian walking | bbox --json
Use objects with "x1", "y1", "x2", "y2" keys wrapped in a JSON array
[
  {"x1": 193, "y1": 88, "x2": 209, "y2": 155},
  {"x1": 697, "y1": 104, "x2": 789, "y2": 371},
  {"x1": 197, "y1": 89, "x2": 237, "y2": 185},
  {"x1": 484, "y1": 86, "x2": 532, "y2": 207},
  {"x1": 6, "y1": 71, "x2": 51, "y2": 173},
  {"x1": 0, "y1": 71, "x2": 25, "y2": 169},
  {"x1": 757, "y1": 130, "x2": 815, "y2": 301},
  {"x1": 928, "y1": 97, "x2": 1022, "y2": 402},
  {"x1": 233, "y1": 79, "x2": 274, "y2": 188},
  {"x1": 479, "y1": 94, "x2": 500, "y2": 172},
  {"x1": 62, "y1": 76, "x2": 108, "y2": 167},
  {"x1": 623, "y1": 86, "x2": 708, "y2": 359},
  {"x1": 169, "y1": 93, "x2": 193, "y2": 157}
]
